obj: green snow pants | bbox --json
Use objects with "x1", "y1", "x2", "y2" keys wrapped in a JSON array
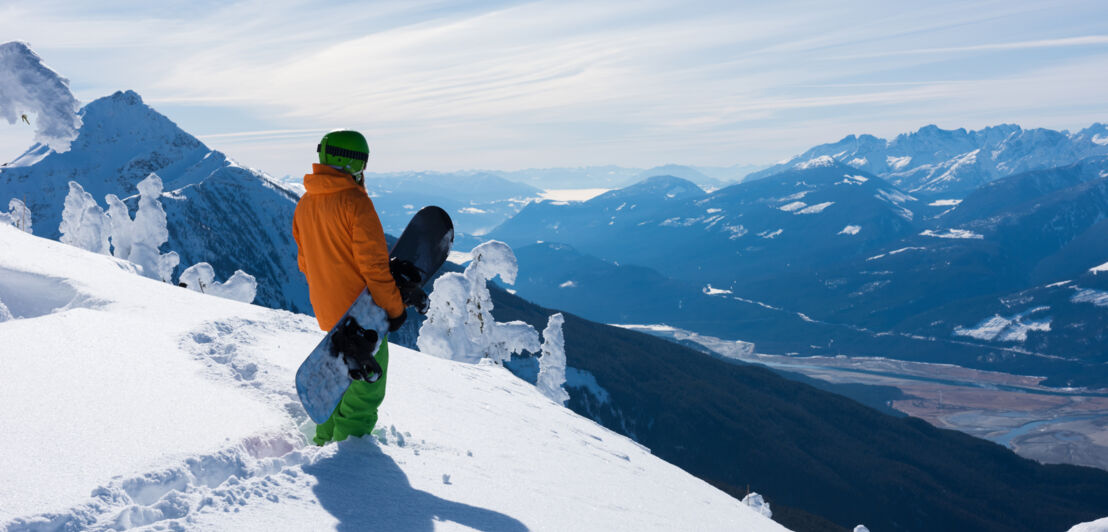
[{"x1": 313, "y1": 338, "x2": 389, "y2": 446}]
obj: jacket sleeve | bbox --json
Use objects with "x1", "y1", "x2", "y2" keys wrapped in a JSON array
[
  {"x1": 348, "y1": 193, "x2": 405, "y2": 319},
  {"x1": 292, "y1": 213, "x2": 307, "y2": 276}
]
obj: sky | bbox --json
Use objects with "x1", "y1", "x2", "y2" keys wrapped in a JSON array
[{"x1": 1, "y1": 0, "x2": 1106, "y2": 179}]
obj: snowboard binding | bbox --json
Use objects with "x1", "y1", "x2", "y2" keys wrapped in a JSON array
[{"x1": 330, "y1": 316, "x2": 383, "y2": 382}]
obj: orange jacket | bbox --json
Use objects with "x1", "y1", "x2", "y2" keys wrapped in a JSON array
[{"x1": 293, "y1": 164, "x2": 404, "y2": 331}]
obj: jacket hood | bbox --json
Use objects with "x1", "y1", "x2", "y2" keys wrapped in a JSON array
[{"x1": 303, "y1": 164, "x2": 361, "y2": 195}]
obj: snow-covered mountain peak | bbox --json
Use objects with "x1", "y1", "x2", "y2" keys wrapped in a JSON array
[
  {"x1": 69, "y1": 90, "x2": 211, "y2": 180},
  {"x1": 748, "y1": 122, "x2": 1108, "y2": 196},
  {"x1": 1075, "y1": 123, "x2": 1108, "y2": 146},
  {"x1": 795, "y1": 155, "x2": 835, "y2": 169},
  {"x1": 105, "y1": 88, "x2": 143, "y2": 106},
  {"x1": 67, "y1": 89, "x2": 204, "y2": 155},
  {"x1": 907, "y1": 123, "x2": 966, "y2": 138},
  {"x1": 0, "y1": 225, "x2": 784, "y2": 531}
]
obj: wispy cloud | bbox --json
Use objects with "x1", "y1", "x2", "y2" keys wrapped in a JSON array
[
  {"x1": 2, "y1": 0, "x2": 1106, "y2": 175},
  {"x1": 836, "y1": 34, "x2": 1108, "y2": 59},
  {"x1": 196, "y1": 128, "x2": 323, "y2": 140}
]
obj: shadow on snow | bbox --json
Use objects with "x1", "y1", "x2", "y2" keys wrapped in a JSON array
[{"x1": 303, "y1": 437, "x2": 529, "y2": 531}]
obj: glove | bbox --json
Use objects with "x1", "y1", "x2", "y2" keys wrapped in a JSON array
[
  {"x1": 390, "y1": 258, "x2": 430, "y2": 314},
  {"x1": 398, "y1": 282, "x2": 429, "y2": 314},
  {"x1": 331, "y1": 317, "x2": 383, "y2": 382},
  {"x1": 390, "y1": 258, "x2": 423, "y2": 285},
  {"x1": 388, "y1": 310, "x2": 407, "y2": 332}
]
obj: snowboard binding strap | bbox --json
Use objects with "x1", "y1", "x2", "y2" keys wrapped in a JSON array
[{"x1": 330, "y1": 317, "x2": 383, "y2": 382}]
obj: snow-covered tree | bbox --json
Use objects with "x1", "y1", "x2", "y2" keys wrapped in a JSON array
[
  {"x1": 58, "y1": 174, "x2": 183, "y2": 282},
  {"x1": 417, "y1": 240, "x2": 540, "y2": 364},
  {"x1": 0, "y1": 198, "x2": 32, "y2": 234},
  {"x1": 103, "y1": 173, "x2": 179, "y2": 282},
  {"x1": 59, "y1": 181, "x2": 110, "y2": 254},
  {"x1": 104, "y1": 194, "x2": 133, "y2": 259},
  {"x1": 178, "y1": 262, "x2": 257, "y2": 304},
  {"x1": 55, "y1": 174, "x2": 256, "y2": 288},
  {"x1": 742, "y1": 492, "x2": 772, "y2": 519},
  {"x1": 0, "y1": 298, "x2": 12, "y2": 322},
  {"x1": 0, "y1": 42, "x2": 81, "y2": 152},
  {"x1": 536, "y1": 313, "x2": 569, "y2": 405}
]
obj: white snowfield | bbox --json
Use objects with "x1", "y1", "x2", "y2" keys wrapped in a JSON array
[
  {"x1": 919, "y1": 228, "x2": 984, "y2": 240},
  {"x1": 0, "y1": 225, "x2": 784, "y2": 531},
  {"x1": 1070, "y1": 517, "x2": 1108, "y2": 532}
]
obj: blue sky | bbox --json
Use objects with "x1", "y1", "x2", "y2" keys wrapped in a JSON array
[{"x1": 1, "y1": 0, "x2": 1106, "y2": 179}]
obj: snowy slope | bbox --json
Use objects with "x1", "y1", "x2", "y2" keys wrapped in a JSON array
[
  {"x1": 1071, "y1": 517, "x2": 1108, "y2": 532},
  {"x1": 0, "y1": 225, "x2": 783, "y2": 531}
]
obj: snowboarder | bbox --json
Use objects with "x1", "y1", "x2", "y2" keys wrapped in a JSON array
[{"x1": 293, "y1": 129, "x2": 411, "y2": 445}]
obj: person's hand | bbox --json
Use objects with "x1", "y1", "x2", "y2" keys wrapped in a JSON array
[
  {"x1": 390, "y1": 258, "x2": 423, "y2": 285},
  {"x1": 398, "y1": 283, "x2": 429, "y2": 314}
]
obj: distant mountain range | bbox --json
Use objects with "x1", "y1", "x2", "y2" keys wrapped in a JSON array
[
  {"x1": 747, "y1": 123, "x2": 1108, "y2": 196},
  {"x1": 490, "y1": 162, "x2": 921, "y2": 288},
  {"x1": 0, "y1": 90, "x2": 309, "y2": 314},
  {"x1": 487, "y1": 164, "x2": 762, "y2": 190},
  {"x1": 360, "y1": 171, "x2": 540, "y2": 236},
  {"x1": 274, "y1": 165, "x2": 752, "y2": 238},
  {"x1": 488, "y1": 155, "x2": 1108, "y2": 386}
]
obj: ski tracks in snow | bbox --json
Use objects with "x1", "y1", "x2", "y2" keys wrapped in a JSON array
[
  {"x1": 3, "y1": 316, "x2": 473, "y2": 531},
  {"x1": 4, "y1": 317, "x2": 321, "y2": 531},
  {"x1": 182, "y1": 315, "x2": 318, "y2": 420},
  {"x1": 3, "y1": 425, "x2": 453, "y2": 531},
  {"x1": 5, "y1": 431, "x2": 312, "y2": 531}
]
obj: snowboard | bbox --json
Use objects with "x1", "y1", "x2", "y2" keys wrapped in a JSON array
[{"x1": 296, "y1": 205, "x2": 454, "y2": 424}]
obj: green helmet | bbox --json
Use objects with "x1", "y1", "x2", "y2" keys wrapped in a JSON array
[{"x1": 318, "y1": 130, "x2": 370, "y2": 181}]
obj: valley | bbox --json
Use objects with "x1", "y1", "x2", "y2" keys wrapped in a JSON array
[{"x1": 620, "y1": 323, "x2": 1108, "y2": 471}]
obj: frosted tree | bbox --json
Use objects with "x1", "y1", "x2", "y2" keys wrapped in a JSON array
[
  {"x1": 54, "y1": 174, "x2": 258, "y2": 288},
  {"x1": 742, "y1": 492, "x2": 772, "y2": 519},
  {"x1": 58, "y1": 181, "x2": 110, "y2": 254},
  {"x1": 178, "y1": 262, "x2": 257, "y2": 304},
  {"x1": 106, "y1": 173, "x2": 179, "y2": 282},
  {"x1": 536, "y1": 313, "x2": 569, "y2": 405},
  {"x1": 417, "y1": 240, "x2": 540, "y2": 364},
  {"x1": 60, "y1": 174, "x2": 180, "y2": 281},
  {"x1": 0, "y1": 198, "x2": 32, "y2": 233},
  {"x1": 0, "y1": 42, "x2": 82, "y2": 152},
  {"x1": 104, "y1": 194, "x2": 133, "y2": 259},
  {"x1": 0, "y1": 298, "x2": 12, "y2": 322}
]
